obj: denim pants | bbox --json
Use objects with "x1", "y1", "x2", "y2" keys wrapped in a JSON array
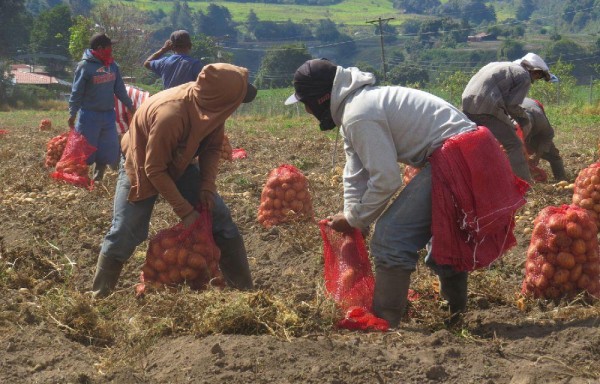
[
  {"x1": 76, "y1": 109, "x2": 120, "y2": 166},
  {"x1": 369, "y1": 164, "x2": 459, "y2": 278},
  {"x1": 100, "y1": 159, "x2": 241, "y2": 263}
]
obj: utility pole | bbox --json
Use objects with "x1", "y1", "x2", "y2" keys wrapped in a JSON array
[{"x1": 366, "y1": 17, "x2": 394, "y2": 82}]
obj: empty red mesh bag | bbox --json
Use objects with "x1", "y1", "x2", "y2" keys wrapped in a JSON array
[
  {"x1": 50, "y1": 130, "x2": 96, "y2": 189},
  {"x1": 319, "y1": 220, "x2": 388, "y2": 331},
  {"x1": 136, "y1": 209, "x2": 224, "y2": 295},
  {"x1": 430, "y1": 126, "x2": 529, "y2": 271},
  {"x1": 521, "y1": 204, "x2": 599, "y2": 300},
  {"x1": 44, "y1": 131, "x2": 68, "y2": 168},
  {"x1": 572, "y1": 162, "x2": 600, "y2": 229},
  {"x1": 258, "y1": 164, "x2": 314, "y2": 228}
]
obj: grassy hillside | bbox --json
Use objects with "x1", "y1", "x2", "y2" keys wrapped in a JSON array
[{"x1": 98, "y1": 0, "x2": 410, "y2": 26}]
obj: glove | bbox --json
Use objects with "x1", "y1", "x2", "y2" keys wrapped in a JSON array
[
  {"x1": 198, "y1": 190, "x2": 215, "y2": 211},
  {"x1": 181, "y1": 210, "x2": 200, "y2": 229}
]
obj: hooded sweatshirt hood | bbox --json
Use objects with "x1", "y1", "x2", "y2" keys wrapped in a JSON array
[
  {"x1": 122, "y1": 63, "x2": 251, "y2": 217},
  {"x1": 330, "y1": 67, "x2": 376, "y2": 126}
]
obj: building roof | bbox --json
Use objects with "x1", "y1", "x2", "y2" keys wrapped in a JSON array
[{"x1": 9, "y1": 69, "x2": 71, "y2": 87}]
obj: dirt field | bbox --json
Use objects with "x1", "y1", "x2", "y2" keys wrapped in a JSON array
[{"x1": 0, "y1": 111, "x2": 599, "y2": 384}]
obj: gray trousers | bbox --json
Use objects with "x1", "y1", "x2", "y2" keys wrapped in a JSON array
[{"x1": 465, "y1": 113, "x2": 532, "y2": 183}]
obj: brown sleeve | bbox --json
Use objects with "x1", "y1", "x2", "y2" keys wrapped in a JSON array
[
  {"x1": 145, "y1": 111, "x2": 194, "y2": 219},
  {"x1": 197, "y1": 123, "x2": 225, "y2": 194}
]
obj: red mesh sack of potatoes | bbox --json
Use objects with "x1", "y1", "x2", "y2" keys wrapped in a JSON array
[
  {"x1": 319, "y1": 220, "x2": 388, "y2": 332},
  {"x1": 521, "y1": 204, "x2": 600, "y2": 300},
  {"x1": 257, "y1": 164, "x2": 314, "y2": 228},
  {"x1": 50, "y1": 130, "x2": 96, "y2": 189},
  {"x1": 39, "y1": 119, "x2": 52, "y2": 131},
  {"x1": 572, "y1": 162, "x2": 600, "y2": 230},
  {"x1": 137, "y1": 209, "x2": 224, "y2": 295},
  {"x1": 403, "y1": 165, "x2": 421, "y2": 185},
  {"x1": 44, "y1": 131, "x2": 69, "y2": 168},
  {"x1": 221, "y1": 134, "x2": 233, "y2": 161}
]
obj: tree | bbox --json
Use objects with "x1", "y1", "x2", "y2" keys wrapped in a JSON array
[
  {"x1": 68, "y1": 15, "x2": 94, "y2": 61},
  {"x1": 190, "y1": 35, "x2": 230, "y2": 64},
  {"x1": 196, "y1": 4, "x2": 237, "y2": 39},
  {"x1": 386, "y1": 64, "x2": 429, "y2": 87},
  {"x1": 0, "y1": 0, "x2": 32, "y2": 58},
  {"x1": 516, "y1": 0, "x2": 535, "y2": 21},
  {"x1": 92, "y1": 3, "x2": 152, "y2": 78},
  {"x1": 68, "y1": 0, "x2": 93, "y2": 16},
  {"x1": 0, "y1": 61, "x2": 15, "y2": 106},
  {"x1": 315, "y1": 19, "x2": 340, "y2": 42},
  {"x1": 498, "y1": 39, "x2": 525, "y2": 61},
  {"x1": 393, "y1": 0, "x2": 441, "y2": 14},
  {"x1": 169, "y1": 0, "x2": 194, "y2": 32},
  {"x1": 255, "y1": 45, "x2": 312, "y2": 89},
  {"x1": 29, "y1": 4, "x2": 73, "y2": 72}
]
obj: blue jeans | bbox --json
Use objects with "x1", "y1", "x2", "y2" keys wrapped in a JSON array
[
  {"x1": 76, "y1": 109, "x2": 120, "y2": 166},
  {"x1": 100, "y1": 159, "x2": 241, "y2": 263},
  {"x1": 369, "y1": 164, "x2": 459, "y2": 278}
]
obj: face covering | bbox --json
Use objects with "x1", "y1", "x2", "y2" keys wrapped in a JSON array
[
  {"x1": 91, "y1": 47, "x2": 114, "y2": 66},
  {"x1": 304, "y1": 94, "x2": 336, "y2": 131}
]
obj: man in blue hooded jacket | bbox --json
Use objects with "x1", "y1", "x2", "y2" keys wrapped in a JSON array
[{"x1": 68, "y1": 33, "x2": 134, "y2": 181}]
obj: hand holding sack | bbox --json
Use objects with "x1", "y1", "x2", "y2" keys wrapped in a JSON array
[
  {"x1": 50, "y1": 130, "x2": 96, "y2": 189},
  {"x1": 572, "y1": 162, "x2": 600, "y2": 229},
  {"x1": 44, "y1": 132, "x2": 69, "y2": 168},
  {"x1": 137, "y1": 209, "x2": 224, "y2": 295},
  {"x1": 403, "y1": 165, "x2": 421, "y2": 185},
  {"x1": 522, "y1": 204, "x2": 599, "y2": 300},
  {"x1": 257, "y1": 164, "x2": 314, "y2": 228},
  {"x1": 319, "y1": 220, "x2": 388, "y2": 332}
]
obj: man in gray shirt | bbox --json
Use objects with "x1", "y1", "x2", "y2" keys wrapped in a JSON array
[{"x1": 462, "y1": 53, "x2": 556, "y2": 183}]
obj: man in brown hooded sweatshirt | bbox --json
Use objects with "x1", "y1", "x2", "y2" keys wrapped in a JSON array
[{"x1": 91, "y1": 63, "x2": 257, "y2": 298}]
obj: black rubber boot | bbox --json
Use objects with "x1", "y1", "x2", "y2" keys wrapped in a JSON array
[
  {"x1": 549, "y1": 159, "x2": 567, "y2": 181},
  {"x1": 91, "y1": 254, "x2": 124, "y2": 298},
  {"x1": 214, "y1": 235, "x2": 253, "y2": 290},
  {"x1": 372, "y1": 266, "x2": 412, "y2": 328},
  {"x1": 93, "y1": 163, "x2": 107, "y2": 182},
  {"x1": 439, "y1": 272, "x2": 468, "y2": 326}
]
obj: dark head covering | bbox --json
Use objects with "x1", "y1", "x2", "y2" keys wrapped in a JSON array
[
  {"x1": 90, "y1": 33, "x2": 113, "y2": 50},
  {"x1": 285, "y1": 59, "x2": 338, "y2": 130}
]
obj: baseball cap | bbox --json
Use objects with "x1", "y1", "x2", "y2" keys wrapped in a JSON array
[
  {"x1": 243, "y1": 83, "x2": 257, "y2": 103},
  {"x1": 170, "y1": 30, "x2": 192, "y2": 47},
  {"x1": 285, "y1": 59, "x2": 338, "y2": 105},
  {"x1": 514, "y1": 52, "x2": 555, "y2": 82},
  {"x1": 90, "y1": 33, "x2": 114, "y2": 50}
]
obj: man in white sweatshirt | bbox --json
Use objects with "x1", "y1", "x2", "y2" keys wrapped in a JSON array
[{"x1": 286, "y1": 59, "x2": 533, "y2": 327}]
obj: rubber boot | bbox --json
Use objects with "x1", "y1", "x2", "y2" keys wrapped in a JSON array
[
  {"x1": 549, "y1": 159, "x2": 567, "y2": 181},
  {"x1": 214, "y1": 235, "x2": 253, "y2": 290},
  {"x1": 439, "y1": 272, "x2": 468, "y2": 326},
  {"x1": 372, "y1": 266, "x2": 412, "y2": 328},
  {"x1": 93, "y1": 163, "x2": 107, "y2": 182},
  {"x1": 91, "y1": 254, "x2": 124, "y2": 298}
]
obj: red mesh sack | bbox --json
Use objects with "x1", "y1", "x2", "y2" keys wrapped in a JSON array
[
  {"x1": 403, "y1": 165, "x2": 421, "y2": 185},
  {"x1": 572, "y1": 162, "x2": 600, "y2": 229},
  {"x1": 50, "y1": 130, "x2": 96, "y2": 189},
  {"x1": 44, "y1": 131, "x2": 68, "y2": 168},
  {"x1": 319, "y1": 220, "x2": 388, "y2": 331},
  {"x1": 39, "y1": 119, "x2": 52, "y2": 131},
  {"x1": 136, "y1": 209, "x2": 224, "y2": 295},
  {"x1": 521, "y1": 204, "x2": 599, "y2": 300},
  {"x1": 257, "y1": 164, "x2": 314, "y2": 228}
]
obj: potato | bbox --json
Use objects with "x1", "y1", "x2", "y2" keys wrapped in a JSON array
[{"x1": 556, "y1": 252, "x2": 576, "y2": 269}]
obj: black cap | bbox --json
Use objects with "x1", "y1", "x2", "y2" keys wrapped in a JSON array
[
  {"x1": 285, "y1": 59, "x2": 337, "y2": 105},
  {"x1": 90, "y1": 33, "x2": 113, "y2": 50},
  {"x1": 170, "y1": 30, "x2": 192, "y2": 47},
  {"x1": 243, "y1": 83, "x2": 257, "y2": 103}
]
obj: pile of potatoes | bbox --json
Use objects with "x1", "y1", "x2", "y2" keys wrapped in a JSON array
[
  {"x1": 522, "y1": 204, "x2": 599, "y2": 300},
  {"x1": 257, "y1": 164, "x2": 314, "y2": 228},
  {"x1": 572, "y1": 162, "x2": 600, "y2": 229},
  {"x1": 141, "y1": 222, "x2": 224, "y2": 290},
  {"x1": 44, "y1": 132, "x2": 68, "y2": 168}
]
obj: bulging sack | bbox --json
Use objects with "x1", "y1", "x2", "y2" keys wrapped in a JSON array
[
  {"x1": 50, "y1": 130, "x2": 96, "y2": 189},
  {"x1": 257, "y1": 164, "x2": 314, "y2": 228}
]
